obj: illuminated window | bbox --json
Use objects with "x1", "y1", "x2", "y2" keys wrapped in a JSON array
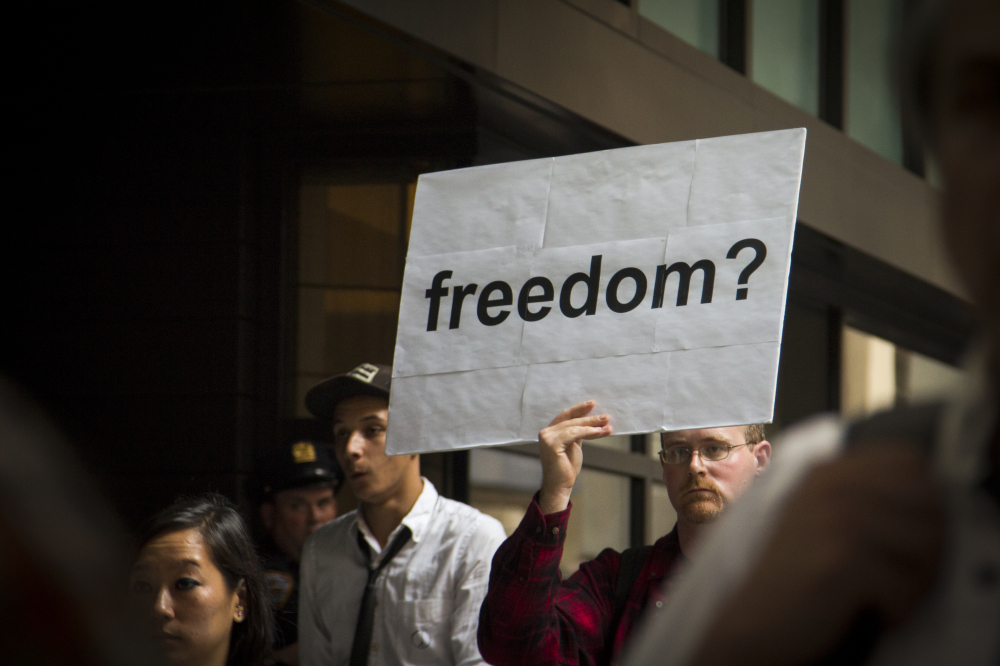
[
  {"x1": 840, "y1": 325, "x2": 966, "y2": 419},
  {"x1": 295, "y1": 179, "x2": 414, "y2": 416},
  {"x1": 841, "y1": 325, "x2": 897, "y2": 418},
  {"x1": 898, "y1": 348, "x2": 967, "y2": 404}
]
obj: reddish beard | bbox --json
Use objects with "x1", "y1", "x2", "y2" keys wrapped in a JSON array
[{"x1": 678, "y1": 478, "x2": 724, "y2": 524}]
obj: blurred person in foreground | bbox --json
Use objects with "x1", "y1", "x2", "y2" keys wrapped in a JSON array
[
  {"x1": 625, "y1": 1, "x2": 1000, "y2": 664},
  {"x1": 130, "y1": 493, "x2": 273, "y2": 666},
  {"x1": 256, "y1": 441, "x2": 343, "y2": 666},
  {"x1": 0, "y1": 378, "x2": 155, "y2": 666},
  {"x1": 477, "y1": 401, "x2": 770, "y2": 666}
]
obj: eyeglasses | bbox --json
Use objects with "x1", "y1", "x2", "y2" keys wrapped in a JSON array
[{"x1": 658, "y1": 443, "x2": 748, "y2": 465}]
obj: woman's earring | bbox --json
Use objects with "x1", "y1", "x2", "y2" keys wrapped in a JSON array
[{"x1": 236, "y1": 608, "x2": 243, "y2": 620}]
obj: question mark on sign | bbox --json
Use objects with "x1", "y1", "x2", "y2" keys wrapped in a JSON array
[{"x1": 726, "y1": 239, "x2": 767, "y2": 300}]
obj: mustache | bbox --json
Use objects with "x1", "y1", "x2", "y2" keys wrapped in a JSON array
[{"x1": 679, "y1": 477, "x2": 721, "y2": 496}]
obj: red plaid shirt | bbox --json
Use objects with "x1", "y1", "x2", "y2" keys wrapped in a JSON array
[{"x1": 478, "y1": 495, "x2": 684, "y2": 666}]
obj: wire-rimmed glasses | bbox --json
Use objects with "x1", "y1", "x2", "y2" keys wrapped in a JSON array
[{"x1": 658, "y1": 443, "x2": 746, "y2": 465}]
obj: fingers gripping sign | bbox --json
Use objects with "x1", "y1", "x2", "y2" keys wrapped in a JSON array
[{"x1": 537, "y1": 401, "x2": 612, "y2": 515}]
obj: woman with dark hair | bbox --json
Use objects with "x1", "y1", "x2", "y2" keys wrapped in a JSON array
[{"x1": 130, "y1": 493, "x2": 273, "y2": 666}]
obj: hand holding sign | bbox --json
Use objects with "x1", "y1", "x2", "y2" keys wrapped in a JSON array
[
  {"x1": 537, "y1": 401, "x2": 612, "y2": 515},
  {"x1": 387, "y1": 129, "x2": 806, "y2": 454}
]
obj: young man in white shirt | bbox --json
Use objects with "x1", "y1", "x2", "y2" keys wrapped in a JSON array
[{"x1": 298, "y1": 363, "x2": 507, "y2": 666}]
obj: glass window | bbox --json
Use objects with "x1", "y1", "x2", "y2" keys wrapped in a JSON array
[
  {"x1": 846, "y1": 0, "x2": 904, "y2": 164},
  {"x1": 469, "y1": 448, "x2": 540, "y2": 536},
  {"x1": 751, "y1": 0, "x2": 820, "y2": 115},
  {"x1": 639, "y1": 0, "x2": 719, "y2": 58},
  {"x1": 840, "y1": 325, "x2": 968, "y2": 419},
  {"x1": 469, "y1": 449, "x2": 631, "y2": 576},
  {"x1": 563, "y1": 468, "x2": 630, "y2": 576},
  {"x1": 897, "y1": 350, "x2": 968, "y2": 404},
  {"x1": 296, "y1": 179, "x2": 414, "y2": 415},
  {"x1": 647, "y1": 483, "x2": 677, "y2": 545},
  {"x1": 647, "y1": 432, "x2": 665, "y2": 461},
  {"x1": 590, "y1": 433, "x2": 631, "y2": 452}
]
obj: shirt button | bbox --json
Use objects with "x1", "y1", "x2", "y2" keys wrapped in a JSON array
[
  {"x1": 372, "y1": 643, "x2": 378, "y2": 653},
  {"x1": 655, "y1": 600, "x2": 664, "y2": 608},
  {"x1": 535, "y1": 526, "x2": 542, "y2": 534},
  {"x1": 552, "y1": 527, "x2": 560, "y2": 536}
]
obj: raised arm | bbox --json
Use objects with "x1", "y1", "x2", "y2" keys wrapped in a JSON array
[
  {"x1": 478, "y1": 401, "x2": 621, "y2": 666},
  {"x1": 538, "y1": 401, "x2": 611, "y2": 513}
]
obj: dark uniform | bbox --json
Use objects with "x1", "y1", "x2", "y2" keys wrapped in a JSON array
[
  {"x1": 255, "y1": 441, "x2": 343, "y2": 653},
  {"x1": 261, "y1": 541, "x2": 301, "y2": 650}
]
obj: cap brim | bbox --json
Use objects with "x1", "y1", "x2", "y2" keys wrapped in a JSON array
[{"x1": 305, "y1": 376, "x2": 389, "y2": 421}]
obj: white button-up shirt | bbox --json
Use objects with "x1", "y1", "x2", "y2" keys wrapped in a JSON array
[
  {"x1": 626, "y1": 345, "x2": 1000, "y2": 666},
  {"x1": 299, "y1": 479, "x2": 507, "y2": 666}
]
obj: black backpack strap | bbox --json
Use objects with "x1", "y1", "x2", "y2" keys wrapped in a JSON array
[{"x1": 612, "y1": 545, "x2": 652, "y2": 630}]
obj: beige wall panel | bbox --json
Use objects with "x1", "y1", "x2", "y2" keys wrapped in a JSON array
[
  {"x1": 496, "y1": 0, "x2": 756, "y2": 144},
  {"x1": 797, "y1": 128, "x2": 851, "y2": 226},
  {"x1": 336, "y1": 0, "x2": 498, "y2": 71},
  {"x1": 843, "y1": 147, "x2": 937, "y2": 277},
  {"x1": 927, "y1": 218, "x2": 966, "y2": 297},
  {"x1": 749, "y1": 85, "x2": 832, "y2": 136},
  {"x1": 563, "y1": 0, "x2": 638, "y2": 37}
]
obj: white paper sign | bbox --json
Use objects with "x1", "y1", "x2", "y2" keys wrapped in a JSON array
[{"x1": 386, "y1": 129, "x2": 806, "y2": 454}]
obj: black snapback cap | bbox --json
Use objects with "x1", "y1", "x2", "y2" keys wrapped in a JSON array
[{"x1": 304, "y1": 362, "x2": 391, "y2": 421}]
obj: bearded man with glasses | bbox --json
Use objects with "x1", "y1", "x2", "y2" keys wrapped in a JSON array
[
  {"x1": 659, "y1": 423, "x2": 769, "y2": 531},
  {"x1": 478, "y1": 401, "x2": 770, "y2": 666}
]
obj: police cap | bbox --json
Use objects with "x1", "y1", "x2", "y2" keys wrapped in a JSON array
[
  {"x1": 258, "y1": 441, "x2": 344, "y2": 498},
  {"x1": 304, "y1": 362, "x2": 391, "y2": 421}
]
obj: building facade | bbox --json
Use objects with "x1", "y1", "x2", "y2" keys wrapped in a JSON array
[{"x1": 7, "y1": 0, "x2": 972, "y2": 551}]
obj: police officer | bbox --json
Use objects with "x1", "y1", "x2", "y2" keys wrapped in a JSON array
[{"x1": 256, "y1": 441, "x2": 344, "y2": 666}]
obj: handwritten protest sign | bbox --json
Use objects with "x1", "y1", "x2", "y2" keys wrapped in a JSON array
[{"x1": 386, "y1": 129, "x2": 806, "y2": 454}]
